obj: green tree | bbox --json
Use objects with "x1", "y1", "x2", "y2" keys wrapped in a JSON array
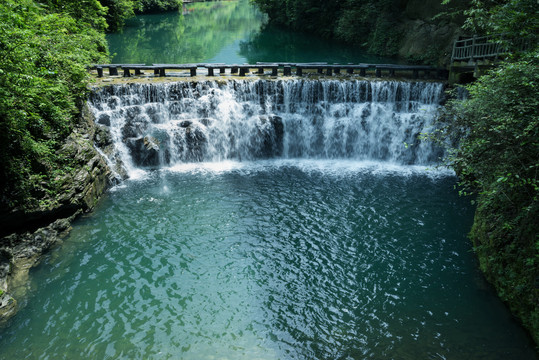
[
  {"x1": 439, "y1": 50, "x2": 539, "y2": 344},
  {"x1": 0, "y1": 0, "x2": 108, "y2": 211},
  {"x1": 99, "y1": 0, "x2": 137, "y2": 31},
  {"x1": 137, "y1": 0, "x2": 183, "y2": 13}
]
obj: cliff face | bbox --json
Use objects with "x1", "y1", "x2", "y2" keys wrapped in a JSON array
[
  {"x1": 398, "y1": 0, "x2": 466, "y2": 65},
  {"x1": 0, "y1": 103, "x2": 113, "y2": 323}
]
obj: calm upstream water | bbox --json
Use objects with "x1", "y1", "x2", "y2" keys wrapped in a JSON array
[{"x1": 107, "y1": 0, "x2": 399, "y2": 64}]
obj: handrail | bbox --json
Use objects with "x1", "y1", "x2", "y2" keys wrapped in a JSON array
[{"x1": 451, "y1": 34, "x2": 534, "y2": 62}]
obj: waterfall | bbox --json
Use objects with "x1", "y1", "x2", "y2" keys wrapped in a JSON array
[{"x1": 88, "y1": 79, "x2": 445, "y2": 177}]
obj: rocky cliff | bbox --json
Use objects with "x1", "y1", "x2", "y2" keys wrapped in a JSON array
[
  {"x1": 0, "y1": 104, "x2": 113, "y2": 323},
  {"x1": 398, "y1": 0, "x2": 466, "y2": 65}
]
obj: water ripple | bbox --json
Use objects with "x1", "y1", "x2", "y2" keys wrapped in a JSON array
[{"x1": 0, "y1": 168, "x2": 536, "y2": 359}]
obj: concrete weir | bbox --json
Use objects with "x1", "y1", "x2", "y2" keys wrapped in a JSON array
[{"x1": 90, "y1": 62, "x2": 449, "y2": 81}]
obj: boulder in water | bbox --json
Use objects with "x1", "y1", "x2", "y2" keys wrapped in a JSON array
[
  {"x1": 257, "y1": 115, "x2": 284, "y2": 158},
  {"x1": 97, "y1": 114, "x2": 111, "y2": 126},
  {"x1": 179, "y1": 120, "x2": 192, "y2": 128},
  {"x1": 121, "y1": 115, "x2": 150, "y2": 139},
  {"x1": 126, "y1": 136, "x2": 161, "y2": 167}
]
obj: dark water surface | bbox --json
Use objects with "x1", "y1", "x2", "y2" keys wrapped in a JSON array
[
  {"x1": 107, "y1": 0, "x2": 397, "y2": 64},
  {"x1": 0, "y1": 162, "x2": 536, "y2": 359}
]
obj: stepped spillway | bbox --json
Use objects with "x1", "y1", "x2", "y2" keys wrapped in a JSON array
[{"x1": 88, "y1": 79, "x2": 445, "y2": 177}]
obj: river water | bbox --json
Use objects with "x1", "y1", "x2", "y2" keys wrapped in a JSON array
[
  {"x1": 0, "y1": 1, "x2": 537, "y2": 359},
  {"x1": 106, "y1": 0, "x2": 398, "y2": 64}
]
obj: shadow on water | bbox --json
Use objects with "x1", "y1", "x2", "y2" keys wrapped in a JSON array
[{"x1": 238, "y1": 23, "x2": 404, "y2": 65}]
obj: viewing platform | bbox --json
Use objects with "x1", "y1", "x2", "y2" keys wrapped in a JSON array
[
  {"x1": 449, "y1": 34, "x2": 534, "y2": 83},
  {"x1": 89, "y1": 62, "x2": 448, "y2": 81}
]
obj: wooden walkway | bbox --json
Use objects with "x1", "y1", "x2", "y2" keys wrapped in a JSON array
[{"x1": 90, "y1": 62, "x2": 448, "y2": 80}]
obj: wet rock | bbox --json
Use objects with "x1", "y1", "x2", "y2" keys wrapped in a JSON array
[
  {"x1": 0, "y1": 291, "x2": 16, "y2": 323},
  {"x1": 199, "y1": 118, "x2": 213, "y2": 126},
  {"x1": 94, "y1": 125, "x2": 112, "y2": 148},
  {"x1": 126, "y1": 136, "x2": 161, "y2": 167},
  {"x1": 121, "y1": 116, "x2": 150, "y2": 139},
  {"x1": 179, "y1": 120, "x2": 192, "y2": 128},
  {"x1": 125, "y1": 106, "x2": 142, "y2": 120},
  {"x1": 106, "y1": 96, "x2": 120, "y2": 110},
  {"x1": 172, "y1": 125, "x2": 207, "y2": 162},
  {"x1": 97, "y1": 113, "x2": 111, "y2": 126},
  {"x1": 257, "y1": 115, "x2": 284, "y2": 158}
]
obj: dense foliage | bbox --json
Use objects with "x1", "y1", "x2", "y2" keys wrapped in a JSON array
[
  {"x1": 251, "y1": 0, "x2": 467, "y2": 59},
  {"x1": 436, "y1": 0, "x2": 539, "y2": 344},
  {"x1": 0, "y1": 0, "x2": 183, "y2": 213},
  {"x1": 252, "y1": 0, "x2": 404, "y2": 56},
  {"x1": 0, "y1": 0, "x2": 108, "y2": 211},
  {"x1": 99, "y1": 0, "x2": 182, "y2": 31}
]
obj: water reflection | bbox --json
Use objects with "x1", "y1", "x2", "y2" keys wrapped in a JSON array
[
  {"x1": 107, "y1": 0, "x2": 399, "y2": 65},
  {"x1": 238, "y1": 23, "x2": 402, "y2": 64},
  {"x1": 107, "y1": 0, "x2": 266, "y2": 64}
]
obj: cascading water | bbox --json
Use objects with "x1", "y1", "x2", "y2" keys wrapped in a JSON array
[{"x1": 88, "y1": 79, "x2": 445, "y2": 177}]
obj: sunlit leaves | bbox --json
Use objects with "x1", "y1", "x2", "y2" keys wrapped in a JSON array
[{"x1": 0, "y1": 0, "x2": 108, "y2": 209}]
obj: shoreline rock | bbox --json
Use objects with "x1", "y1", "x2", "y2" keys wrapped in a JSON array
[{"x1": 0, "y1": 103, "x2": 113, "y2": 324}]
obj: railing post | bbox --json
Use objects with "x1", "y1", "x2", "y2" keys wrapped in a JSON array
[
  {"x1": 451, "y1": 38, "x2": 457, "y2": 62},
  {"x1": 471, "y1": 35, "x2": 476, "y2": 61}
]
